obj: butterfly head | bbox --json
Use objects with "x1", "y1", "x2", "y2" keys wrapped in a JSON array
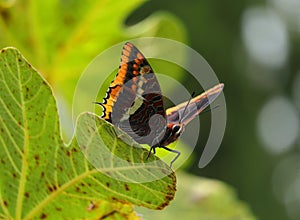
[
  {"x1": 170, "y1": 123, "x2": 184, "y2": 137},
  {"x1": 159, "y1": 123, "x2": 184, "y2": 147}
]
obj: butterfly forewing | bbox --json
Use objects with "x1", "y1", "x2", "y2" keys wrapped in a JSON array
[
  {"x1": 166, "y1": 83, "x2": 224, "y2": 125},
  {"x1": 101, "y1": 42, "x2": 167, "y2": 146}
]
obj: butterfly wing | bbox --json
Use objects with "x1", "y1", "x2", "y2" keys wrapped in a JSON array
[
  {"x1": 101, "y1": 42, "x2": 167, "y2": 146},
  {"x1": 166, "y1": 83, "x2": 224, "y2": 125}
]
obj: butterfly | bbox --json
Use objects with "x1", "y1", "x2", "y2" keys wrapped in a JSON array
[{"x1": 95, "y1": 42, "x2": 224, "y2": 167}]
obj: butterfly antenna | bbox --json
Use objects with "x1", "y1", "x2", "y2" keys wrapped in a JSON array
[{"x1": 179, "y1": 92, "x2": 195, "y2": 124}]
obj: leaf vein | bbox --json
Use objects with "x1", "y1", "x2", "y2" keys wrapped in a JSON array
[
  {"x1": 23, "y1": 83, "x2": 43, "y2": 104},
  {"x1": 28, "y1": 98, "x2": 51, "y2": 139},
  {"x1": 0, "y1": 97, "x2": 25, "y2": 132},
  {"x1": 15, "y1": 53, "x2": 29, "y2": 220},
  {"x1": 0, "y1": 68, "x2": 22, "y2": 109}
]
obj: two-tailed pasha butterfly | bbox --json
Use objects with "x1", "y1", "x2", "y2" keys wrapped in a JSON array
[{"x1": 95, "y1": 42, "x2": 224, "y2": 167}]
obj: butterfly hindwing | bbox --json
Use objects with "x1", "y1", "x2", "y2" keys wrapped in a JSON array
[{"x1": 166, "y1": 84, "x2": 224, "y2": 125}]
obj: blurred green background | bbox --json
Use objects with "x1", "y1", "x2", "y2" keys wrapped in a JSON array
[
  {"x1": 1, "y1": 0, "x2": 300, "y2": 219},
  {"x1": 127, "y1": 1, "x2": 300, "y2": 220}
]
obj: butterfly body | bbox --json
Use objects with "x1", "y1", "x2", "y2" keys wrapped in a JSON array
[{"x1": 97, "y1": 42, "x2": 224, "y2": 167}]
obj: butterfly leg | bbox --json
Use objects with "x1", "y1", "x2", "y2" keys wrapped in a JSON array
[
  {"x1": 160, "y1": 146, "x2": 181, "y2": 168},
  {"x1": 146, "y1": 146, "x2": 156, "y2": 160}
]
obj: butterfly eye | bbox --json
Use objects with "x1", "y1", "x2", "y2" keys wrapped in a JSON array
[{"x1": 172, "y1": 124, "x2": 182, "y2": 135}]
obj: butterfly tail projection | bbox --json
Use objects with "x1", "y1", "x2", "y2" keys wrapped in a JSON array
[{"x1": 166, "y1": 83, "x2": 224, "y2": 125}]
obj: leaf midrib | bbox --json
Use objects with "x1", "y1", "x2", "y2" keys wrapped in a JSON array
[{"x1": 14, "y1": 53, "x2": 29, "y2": 220}]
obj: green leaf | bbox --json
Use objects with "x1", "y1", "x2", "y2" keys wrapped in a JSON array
[
  {"x1": 136, "y1": 172, "x2": 257, "y2": 220},
  {"x1": 0, "y1": 0, "x2": 188, "y2": 141},
  {"x1": 0, "y1": 0, "x2": 187, "y2": 88},
  {"x1": 0, "y1": 47, "x2": 176, "y2": 219}
]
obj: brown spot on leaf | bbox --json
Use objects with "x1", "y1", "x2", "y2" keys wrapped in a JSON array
[
  {"x1": 124, "y1": 184, "x2": 130, "y2": 191},
  {"x1": 18, "y1": 58, "x2": 21, "y2": 62},
  {"x1": 66, "y1": 151, "x2": 71, "y2": 157},
  {"x1": 165, "y1": 195, "x2": 173, "y2": 201},
  {"x1": 12, "y1": 173, "x2": 17, "y2": 179},
  {"x1": 3, "y1": 200, "x2": 8, "y2": 207},
  {"x1": 156, "y1": 194, "x2": 175, "y2": 210},
  {"x1": 167, "y1": 184, "x2": 176, "y2": 192},
  {"x1": 40, "y1": 213, "x2": 47, "y2": 219},
  {"x1": 41, "y1": 171, "x2": 45, "y2": 178},
  {"x1": 1, "y1": 49, "x2": 5, "y2": 53},
  {"x1": 106, "y1": 182, "x2": 110, "y2": 187},
  {"x1": 158, "y1": 202, "x2": 168, "y2": 210},
  {"x1": 48, "y1": 184, "x2": 57, "y2": 192},
  {"x1": 34, "y1": 155, "x2": 39, "y2": 165},
  {"x1": 24, "y1": 192, "x2": 30, "y2": 198},
  {"x1": 57, "y1": 165, "x2": 63, "y2": 171},
  {"x1": 56, "y1": 207, "x2": 62, "y2": 211}
]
